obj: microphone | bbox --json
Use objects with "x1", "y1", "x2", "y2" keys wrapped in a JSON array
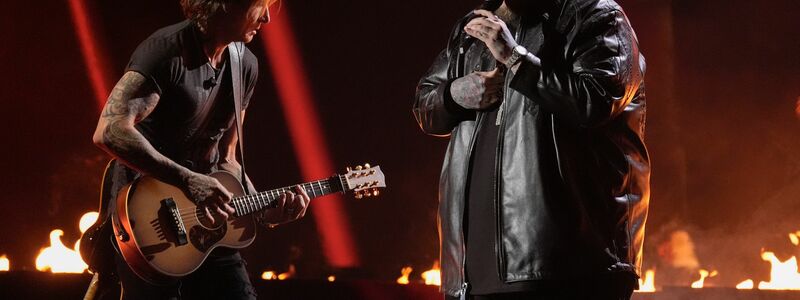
[{"x1": 203, "y1": 77, "x2": 217, "y2": 89}]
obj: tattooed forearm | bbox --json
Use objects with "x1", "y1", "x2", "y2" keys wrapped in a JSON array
[
  {"x1": 450, "y1": 69, "x2": 505, "y2": 110},
  {"x1": 93, "y1": 71, "x2": 191, "y2": 186},
  {"x1": 451, "y1": 74, "x2": 486, "y2": 109}
]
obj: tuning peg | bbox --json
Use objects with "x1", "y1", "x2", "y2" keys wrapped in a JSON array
[
  {"x1": 355, "y1": 191, "x2": 364, "y2": 199},
  {"x1": 364, "y1": 163, "x2": 371, "y2": 169},
  {"x1": 372, "y1": 188, "x2": 380, "y2": 197},
  {"x1": 355, "y1": 165, "x2": 363, "y2": 171}
]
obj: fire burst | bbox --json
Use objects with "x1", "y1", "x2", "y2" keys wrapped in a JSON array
[
  {"x1": 757, "y1": 252, "x2": 800, "y2": 290},
  {"x1": 34, "y1": 212, "x2": 97, "y2": 273},
  {"x1": 35, "y1": 230, "x2": 87, "y2": 273},
  {"x1": 0, "y1": 255, "x2": 9, "y2": 271}
]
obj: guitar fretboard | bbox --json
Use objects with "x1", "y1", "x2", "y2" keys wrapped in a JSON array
[{"x1": 231, "y1": 174, "x2": 346, "y2": 217}]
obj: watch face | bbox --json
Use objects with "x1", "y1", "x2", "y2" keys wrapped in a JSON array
[{"x1": 515, "y1": 45, "x2": 528, "y2": 56}]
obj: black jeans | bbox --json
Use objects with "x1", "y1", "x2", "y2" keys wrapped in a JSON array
[{"x1": 114, "y1": 250, "x2": 257, "y2": 300}]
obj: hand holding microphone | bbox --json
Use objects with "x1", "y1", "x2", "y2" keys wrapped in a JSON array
[{"x1": 463, "y1": 9, "x2": 519, "y2": 68}]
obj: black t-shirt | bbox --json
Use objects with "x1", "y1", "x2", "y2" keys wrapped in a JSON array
[
  {"x1": 463, "y1": 17, "x2": 539, "y2": 296},
  {"x1": 127, "y1": 20, "x2": 258, "y2": 173},
  {"x1": 464, "y1": 88, "x2": 538, "y2": 295}
]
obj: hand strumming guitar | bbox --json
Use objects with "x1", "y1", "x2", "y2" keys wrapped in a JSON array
[{"x1": 183, "y1": 172, "x2": 236, "y2": 223}]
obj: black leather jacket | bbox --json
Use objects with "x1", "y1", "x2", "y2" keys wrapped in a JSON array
[{"x1": 413, "y1": 0, "x2": 649, "y2": 296}]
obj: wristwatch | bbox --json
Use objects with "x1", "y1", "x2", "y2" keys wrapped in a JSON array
[{"x1": 506, "y1": 45, "x2": 529, "y2": 68}]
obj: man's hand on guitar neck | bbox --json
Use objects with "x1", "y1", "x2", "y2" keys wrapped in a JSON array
[
  {"x1": 259, "y1": 185, "x2": 311, "y2": 227},
  {"x1": 183, "y1": 172, "x2": 236, "y2": 223}
]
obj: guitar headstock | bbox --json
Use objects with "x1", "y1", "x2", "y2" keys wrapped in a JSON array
[{"x1": 343, "y1": 163, "x2": 386, "y2": 199}]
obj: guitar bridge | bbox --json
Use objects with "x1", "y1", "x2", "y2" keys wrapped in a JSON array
[{"x1": 161, "y1": 198, "x2": 188, "y2": 246}]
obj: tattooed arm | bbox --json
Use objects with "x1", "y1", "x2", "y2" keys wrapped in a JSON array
[
  {"x1": 450, "y1": 68, "x2": 506, "y2": 110},
  {"x1": 92, "y1": 71, "x2": 235, "y2": 221}
]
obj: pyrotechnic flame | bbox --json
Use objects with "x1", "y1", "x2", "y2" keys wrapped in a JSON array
[
  {"x1": 691, "y1": 269, "x2": 718, "y2": 288},
  {"x1": 421, "y1": 261, "x2": 441, "y2": 286},
  {"x1": 34, "y1": 212, "x2": 97, "y2": 273},
  {"x1": 0, "y1": 255, "x2": 9, "y2": 271},
  {"x1": 790, "y1": 232, "x2": 800, "y2": 246},
  {"x1": 79, "y1": 212, "x2": 99, "y2": 233},
  {"x1": 736, "y1": 279, "x2": 754, "y2": 289},
  {"x1": 636, "y1": 269, "x2": 656, "y2": 293},
  {"x1": 261, "y1": 271, "x2": 277, "y2": 280},
  {"x1": 757, "y1": 252, "x2": 800, "y2": 290},
  {"x1": 396, "y1": 266, "x2": 412, "y2": 285},
  {"x1": 35, "y1": 230, "x2": 87, "y2": 273},
  {"x1": 278, "y1": 265, "x2": 295, "y2": 280},
  {"x1": 261, "y1": 265, "x2": 295, "y2": 281}
]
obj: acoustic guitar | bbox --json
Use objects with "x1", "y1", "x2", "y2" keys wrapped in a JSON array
[{"x1": 86, "y1": 163, "x2": 385, "y2": 285}]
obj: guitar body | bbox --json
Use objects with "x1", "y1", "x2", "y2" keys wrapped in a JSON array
[
  {"x1": 90, "y1": 162, "x2": 384, "y2": 285},
  {"x1": 113, "y1": 171, "x2": 256, "y2": 284}
]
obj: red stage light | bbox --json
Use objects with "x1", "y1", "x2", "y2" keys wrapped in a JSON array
[
  {"x1": 260, "y1": 7, "x2": 360, "y2": 268},
  {"x1": 67, "y1": 0, "x2": 111, "y2": 111}
]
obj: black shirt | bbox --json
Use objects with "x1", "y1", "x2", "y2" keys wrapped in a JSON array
[
  {"x1": 127, "y1": 20, "x2": 258, "y2": 173},
  {"x1": 463, "y1": 16, "x2": 539, "y2": 296}
]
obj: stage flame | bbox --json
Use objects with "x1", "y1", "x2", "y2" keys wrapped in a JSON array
[
  {"x1": 35, "y1": 230, "x2": 87, "y2": 273},
  {"x1": 79, "y1": 212, "x2": 99, "y2": 234},
  {"x1": 0, "y1": 255, "x2": 9, "y2": 271},
  {"x1": 397, "y1": 266, "x2": 412, "y2": 284},
  {"x1": 421, "y1": 261, "x2": 441, "y2": 286},
  {"x1": 790, "y1": 231, "x2": 800, "y2": 246},
  {"x1": 736, "y1": 232, "x2": 800, "y2": 290},
  {"x1": 278, "y1": 264, "x2": 296, "y2": 280},
  {"x1": 737, "y1": 279, "x2": 754, "y2": 289},
  {"x1": 690, "y1": 269, "x2": 718, "y2": 288},
  {"x1": 757, "y1": 252, "x2": 800, "y2": 290},
  {"x1": 636, "y1": 269, "x2": 656, "y2": 292},
  {"x1": 261, "y1": 271, "x2": 277, "y2": 280},
  {"x1": 261, "y1": 265, "x2": 296, "y2": 281},
  {"x1": 34, "y1": 212, "x2": 97, "y2": 273}
]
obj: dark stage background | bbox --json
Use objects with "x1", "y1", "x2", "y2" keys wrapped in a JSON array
[{"x1": 1, "y1": 0, "x2": 799, "y2": 287}]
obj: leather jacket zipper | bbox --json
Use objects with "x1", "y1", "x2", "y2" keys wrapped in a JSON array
[{"x1": 493, "y1": 17, "x2": 524, "y2": 282}]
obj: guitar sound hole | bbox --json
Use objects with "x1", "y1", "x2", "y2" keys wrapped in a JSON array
[{"x1": 195, "y1": 206, "x2": 225, "y2": 229}]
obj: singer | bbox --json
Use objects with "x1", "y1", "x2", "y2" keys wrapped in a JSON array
[
  {"x1": 413, "y1": 0, "x2": 649, "y2": 299},
  {"x1": 91, "y1": 0, "x2": 310, "y2": 299}
]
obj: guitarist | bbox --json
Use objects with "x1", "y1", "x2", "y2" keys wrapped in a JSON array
[{"x1": 91, "y1": 0, "x2": 310, "y2": 299}]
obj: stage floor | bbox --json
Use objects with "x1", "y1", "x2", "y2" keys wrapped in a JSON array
[{"x1": 1, "y1": 272, "x2": 799, "y2": 299}]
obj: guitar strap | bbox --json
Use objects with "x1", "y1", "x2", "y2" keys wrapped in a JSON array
[{"x1": 227, "y1": 42, "x2": 251, "y2": 195}]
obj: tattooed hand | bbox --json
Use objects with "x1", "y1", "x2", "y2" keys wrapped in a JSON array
[
  {"x1": 464, "y1": 10, "x2": 518, "y2": 67},
  {"x1": 183, "y1": 172, "x2": 236, "y2": 223},
  {"x1": 450, "y1": 67, "x2": 505, "y2": 110}
]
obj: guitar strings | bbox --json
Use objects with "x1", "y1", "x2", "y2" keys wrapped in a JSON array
[
  {"x1": 173, "y1": 181, "x2": 335, "y2": 213},
  {"x1": 171, "y1": 173, "x2": 356, "y2": 218},
  {"x1": 174, "y1": 182, "x2": 335, "y2": 217}
]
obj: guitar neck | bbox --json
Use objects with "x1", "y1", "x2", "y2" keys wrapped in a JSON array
[{"x1": 231, "y1": 174, "x2": 346, "y2": 217}]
